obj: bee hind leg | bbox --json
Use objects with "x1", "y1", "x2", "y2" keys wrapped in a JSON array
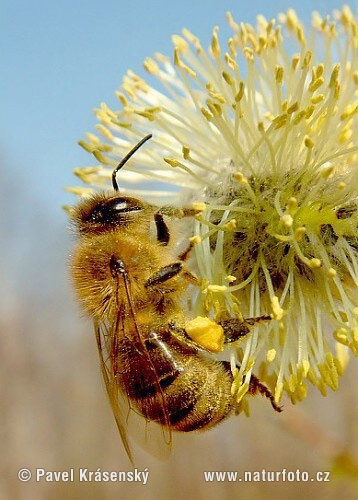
[{"x1": 219, "y1": 315, "x2": 271, "y2": 344}]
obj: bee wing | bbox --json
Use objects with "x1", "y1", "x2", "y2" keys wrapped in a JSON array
[
  {"x1": 94, "y1": 264, "x2": 173, "y2": 463},
  {"x1": 95, "y1": 320, "x2": 134, "y2": 462}
]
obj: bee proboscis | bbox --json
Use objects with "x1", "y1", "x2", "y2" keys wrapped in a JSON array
[{"x1": 70, "y1": 135, "x2": 281, "y2": 462}]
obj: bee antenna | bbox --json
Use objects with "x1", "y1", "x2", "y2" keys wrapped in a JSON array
[{"x1": 112, "y1": 134, "x2": 153, "y2": 192}]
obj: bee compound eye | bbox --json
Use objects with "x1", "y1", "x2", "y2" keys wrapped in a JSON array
[{"x1": 87, "y1": 197, "x2": 145, "y2": 226}]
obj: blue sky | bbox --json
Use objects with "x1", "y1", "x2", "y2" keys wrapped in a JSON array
[{"x1": 1, "y1": 0, "x2": 356, "y2": 212}]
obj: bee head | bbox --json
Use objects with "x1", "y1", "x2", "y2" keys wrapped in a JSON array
[{"x1": 72, "y1": 194, "x2": 149, "y2": 234}]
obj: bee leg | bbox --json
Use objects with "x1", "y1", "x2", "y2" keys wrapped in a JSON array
[
  {"x1": 247, "y1": 374, "x2": 283, "y2": 413},
  {"x1": 145, "y1": 262, "x2": 183, "y2": 288},
  {"x1": 154, "y1": 207, "x2": 200, "y2": 246},
  {"x1": 178, "y1": 240, "x2": 194, "y2": 262},
  {"x1": 219, "y1": 315, "x2": 271, "y2": 344},
  {"x1": 154, "y1": 213, "x2": 170, "y2": 246},
  {"x1": 157, "y1": 206, "x2": 199, "y2": 219},
  {"x1": 145, "y1": 262, "x2": 200, "y2": 288},
  {"x1": 181, "y1": 269, "x2": 200, "y2": 285}
]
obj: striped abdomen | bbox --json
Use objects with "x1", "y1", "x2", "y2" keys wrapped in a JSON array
[{"x1": 117, "y1": 329, "x2": 234, "y2": 432}]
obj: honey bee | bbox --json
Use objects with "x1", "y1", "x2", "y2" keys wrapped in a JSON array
[{"x1": 70, "y1": 135, "x2": 281, "y2": 462}]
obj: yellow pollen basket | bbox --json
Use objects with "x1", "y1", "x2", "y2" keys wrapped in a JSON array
[{"x1": 185, "y1": 316, "x2": 225, "y2": 353}]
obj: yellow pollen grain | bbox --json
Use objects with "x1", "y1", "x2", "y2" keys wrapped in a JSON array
[
  {"x1": 208, "y1": 90, "x2": 226, "y2": 104},
  {"x1": 143, "y1": 58, "x2": 159, "y2": 75},
  {"x1": 78, "y1": 140, "x2": 94, "y2": 153},
  {"x1": 189, "y1": 235, "x2": 202, "y2": 244},
  {"x1": 308, "y1": 258, "x2": 321, "y2": 269},
  {"x1": 334, "y1": 82, "x2": 341, "y2": 100},
  {"x1": 115, "y1": 92, "x2": 128, "y2": 106},
  {"x1": 271, "y1": 296, "x2": 284, "y2": 321},
  {"x1": 341, "y1": 5, "x2": 353, "y2": 26},
  {"x1": 273, "y1": 113, "x2": 288, "y2": 129},
  {"x1": 192, "y1": 202, "x2": 206, "y2": 211},
  {"x1": 287, "y1": 197, "x2": 298, "y2": 213},
  {"x1": 266, "y1": 348, "x2": 276, "y2": 362},
  {"x1": 235, "y1": 82, "x2": 245, "y2": 102},
  {"x1": 225, "y1": 52, "x2": 238, "y2": 71},
  {"x1": 211, "y1": 27, "x2": 221, "y2": 58},
  {"x1": 207, "y1": 100, "x2": 222, "y2": 117},
  {"x1": 225, "y1": 275, "x2": 237, "y2": 283},
  {"x1": 227, "y1": 35, "x2": 237, "y2": 55},
  {"x1": 182, "y1": 146, "x2": 190, "y2": 160},
  {"x1": 293, "y1": 110, "x2": 306, "y2": 124},
  {"x1": 201, "y1": 107, "x2": 213, "y2": 121},
  {"x1": 244, "y1": 47, "x2": 254, "y2": 61},
  {"x1": 297, "y1": 26, "x2": 305, "y2": 44},
  {"x1": 328, "y1": 267, "x2": 337, "y2": 277},
  {"x1": 301, "y1": 360, "x2": 310, "y2": 376},
  {"x1": 281, "y1": 214, "x2": 293, "y2": 227},
  {"x1": 340, "y1": 103, "x2": 358, "y2": 120},
  {"x1": 311, "y1": 94, "x2": 325, "y2": 104},
  {"x1": 292, "y1": 54, "x2": 300, "y2": 70},
  {"x1": 275, "y1": 65, "x2": 284, "y2": 84},
  {"x1": 339, "y1": 128, "x2": 353, "y2": 143},
  {"x1": 288, "y1": 373, "x2": 298, "y2": 392},
  {"x1": 303, "y1": 50, "x2": 312, "y2": 68},
  {"x1": 315, "y1": 63, "x2": 324, "y2": 78},
  {"x1": 320, "y1": 165, "x2": 334, "y2": 178},
  {"x1": 225, "y1": 219, "x2": 237, "y2": 230},
  {"x1": 100, "y1": 102, "x2": 116, "y2": 118},
  {"x1": 333, "y1": 328, "x2": 349, "y2": 346},
  {"x1": 287, "y1": 102, "x2": 299, "y2": 114},
  {"x1": 222, "y1": 71, "x2": 234, "y2": 86},
  {"x1": 172, "y1": 35, "x2": 189, "y2": 53},
  {"x1": 164, "y1": 157, "x2": 180, "y2": 168},
  {"x1": 329, "y1": 64, "x2": 340, "y2": 88},
  {"x1": 304, "y1": 137, "x2": 315, "y2": 148},
  {"x1": 185, "y1": 317, "x2": 224, "y2": 353},
  {"x1": 336, "y1": 331, "x2": 349, "y2": 351},
  {"x1": 309, "y1": 77, "x2": 324, "y2": 93},
  {"x1": 337, "y1": 182, "x2": 346, "y2": 190},
  {"x1": 92, "y1": 150, "x2": 109, "y2": 164},
  {"x1": 233, "y1": 171, "x2": 248, "y2": 184},
  {"x1": 304, "y1": 105, "x2": 315, "y2": 119}
]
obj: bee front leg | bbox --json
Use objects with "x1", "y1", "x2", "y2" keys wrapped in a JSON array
[
  {"x1": 154, "y1": 213, "x2": 170, "y2": 246},
  {"x1": 154, "y1": 206, "x2": 201, "y2": 246},
  {"x1": 157, "y1": 206, "x2": 199, "y2": 219}
]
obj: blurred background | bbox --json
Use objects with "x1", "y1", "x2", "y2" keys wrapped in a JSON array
[{"x1": 1, "y1": 0, "x2": 358, "y2": 498}]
